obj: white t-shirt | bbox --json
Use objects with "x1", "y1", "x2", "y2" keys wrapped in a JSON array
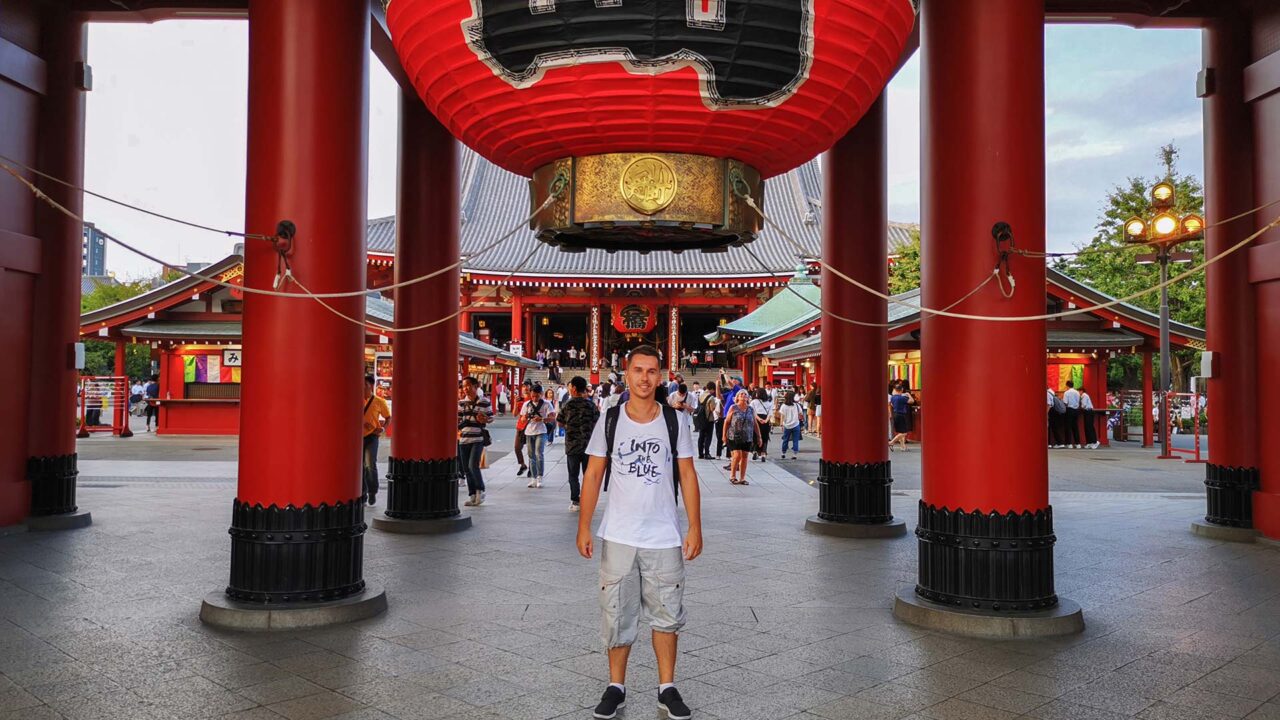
[
  {"x1": 521, "y1": 398, "x2": 552, "y2": 435},
  {"x1": 780, "y1": 403, "x2": 801, "y2": 429},
  {"x1": 749, "y1": 398, "x2": 769, "y2": 417},
  {"x1": 1063, "y1": 388, "x2": 1081, "y2": 409},
  {"x1": 587, "y1": 402, "x2": 695, "y2": 549}
]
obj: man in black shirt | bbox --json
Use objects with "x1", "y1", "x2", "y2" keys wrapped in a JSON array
[{"x1": 557, "y1": 376, "x2": 600, "y2": 512}]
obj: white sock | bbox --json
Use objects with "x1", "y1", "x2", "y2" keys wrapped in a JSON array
[
  {"x1": 659, "y1": 683, "x2": 676, "y2": 693},
  {"x1": 609, "y1": 682, "x2": 625, "y2": 695}
]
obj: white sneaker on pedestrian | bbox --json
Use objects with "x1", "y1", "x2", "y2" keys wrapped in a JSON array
[
  {"x1": 535, "y1": 479, "x2": 543, "y2": 488},
  {"x1": 1088, "y1": 442, "x2": 1099, "y2": 449},
  {"x1": 569, "y1": 503, "x2": 579, "y2": 512},
  {"x1": 464, "y1": 493, "x2": 478, "y2": 507},
  {"x1": 527, "y1": 478, "x2": 538, "y2": 488}
]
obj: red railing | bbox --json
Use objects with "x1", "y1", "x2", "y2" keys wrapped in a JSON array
[
  {"x1": 1160, "y1": 392, "x2": 1205, "y2": 463},
  {"x1": 76, "y1": 376, "x2": 133, "y2": 438}
]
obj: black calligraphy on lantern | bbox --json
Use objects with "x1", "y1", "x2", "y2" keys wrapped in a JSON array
[{"x1": 464, "y1": 0, "x2": 814, "y2": 108}]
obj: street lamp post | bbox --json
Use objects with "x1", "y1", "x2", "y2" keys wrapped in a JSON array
[{"x1": 1124, "y1": 181, "x2": 1202, "y2": 460}]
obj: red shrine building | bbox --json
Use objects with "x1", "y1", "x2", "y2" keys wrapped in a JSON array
[{"x1": 3, "y1": 0, "x2": 1279, "y2": 635}]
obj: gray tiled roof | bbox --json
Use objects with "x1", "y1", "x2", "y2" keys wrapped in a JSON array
[
  {"x1": 367, "y1": 149, "x2": 916, "y2": 278},
  {"x1": 81, "y1": 275, "x2": 119, "y2": 296}
]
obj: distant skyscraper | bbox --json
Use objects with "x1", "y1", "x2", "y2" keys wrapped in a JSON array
[{"x1": 81, "y1": 222, "x2": 107, "y2": 276}]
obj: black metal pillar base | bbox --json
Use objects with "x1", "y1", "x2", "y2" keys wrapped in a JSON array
[
  {"x1": 811, "y1": 460, "x2": 901, "y2": 533},
  {"x1": 27, "y1": 454, "x2": 86, "y2": 524},
  {"x1": 806, "y1": 515, "x2": 906, "y2": 538},
  {"x1": 894, "y1": 588, "x2": 1083, "y2": 639},
  {"x1": 225, "y1": 498, "x2": 368, "y2": 604},
  {"x1": 382, "y1": 457, "x2": 464, "y2": 522},
  {"x1": 1203, "y1": 464, "x2": 1258, "y2": 529},
  {"x1": 27, "y1": 510, "x2": 92, "y2": 531},
  {"x1": 200, "y1": 583, "x2": 387, "y2": 631},
  {"x1": 914, "y1": 501, "x2": 1059, "y2": 613}
]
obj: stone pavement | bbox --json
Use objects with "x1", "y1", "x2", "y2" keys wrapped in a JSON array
[{"x1": 1, "y1": 436, "x2": 1278, "y2": 720}]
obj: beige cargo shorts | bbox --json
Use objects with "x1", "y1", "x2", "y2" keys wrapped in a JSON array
[{"x1": 598, "y1": 539, "x2": 686, "y2": 649}]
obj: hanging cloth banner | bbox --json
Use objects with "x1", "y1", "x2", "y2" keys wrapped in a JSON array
[
  {"x1": 183, "y1": 356, "x2": 197, "y2": 383},
  {"x1": 195, "y1": 355, "x2": 209, "y2": 383},
  {"x1": 206, "y1": 355, "x2": 222, "y2": 384}
]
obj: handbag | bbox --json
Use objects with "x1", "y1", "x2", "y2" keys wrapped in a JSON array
[{"x1": 481, "y1": 428, "x2": 493, "y2": 447}]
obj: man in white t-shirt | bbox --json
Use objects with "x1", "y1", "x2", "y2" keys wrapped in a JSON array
[
  {"x1": 1062, "y1": 381, "x2": 1082, "y2": 449},
  {"x1": 577, "y1": 345, "x2": 701, "y2": 720}
]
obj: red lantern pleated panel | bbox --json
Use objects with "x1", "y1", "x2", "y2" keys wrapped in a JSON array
[{"x1": 387, "y1": 0, "x2": 916, "y2": 179}]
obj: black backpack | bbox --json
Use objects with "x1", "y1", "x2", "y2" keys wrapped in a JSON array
[{"x1": 603, "y1": 402, "x2": 683, "y2": 503}]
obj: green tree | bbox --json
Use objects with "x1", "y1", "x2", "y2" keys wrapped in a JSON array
[
  {"x1": 81, "y1": 278, "x2": 156, "y2": 378},
  {"x1": 1053, "y1": 143, "x2": 1205, "y2": 391},
  {"x1": 889, "y1": 226, "x2": 922, "y2": 295}
]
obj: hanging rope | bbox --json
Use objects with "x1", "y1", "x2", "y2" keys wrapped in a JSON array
[
  {"x1": 289, "y1": 241, "x2": 544, "y2": 335},
  {"x1": 0, "y1": 158, "x2": 563, "y2": 299},
  {"x1": 735, "y1": 185, "x2": 1280, "y2": 323}
]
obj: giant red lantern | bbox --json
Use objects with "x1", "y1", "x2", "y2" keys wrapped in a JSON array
[{"x1": 388, "y1": 0, "x2": 916, "y2": 251}]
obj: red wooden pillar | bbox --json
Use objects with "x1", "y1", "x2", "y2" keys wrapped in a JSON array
[
  {"x1": 26, "y1": 8, "x2": 89, "y2": 525},
  {"x1": 1200, "y1": 14, "x2": 1260, "y2": 531},
  {"x1": 1097, "y1": 355, "x2": 1111, "y2": 447},
  {"x1": 1142, "y1": 350, "x2": 1154, "y2": 448},
  {"x1": 910, "y1": 0, "x2": 1065, "y2": 616},
  {"x1": 589, "y1": 304, "x2": 601, "y2": 383},
  {"x1": 378, "y1": 90, "x2": 468, "y2": 531},
  {"x1": 809, "y1": 95, "x2": 902, "y2": 536},
  {"x1": 223, "y1": 0, "x2": 375, "y2": 607},
  {"x1": 113, "y1": 341, "x2": 132, "y2": 438},
  {"x1": 668, "y1": 304, "x2": 680, "y2": 376}
]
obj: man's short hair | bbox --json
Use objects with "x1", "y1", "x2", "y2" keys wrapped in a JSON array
[
  {"x1": 462, "y1": 376, "x2": 480, "y2": 388},
  {"x1": 1066, "y1": 381, "x2": 1075, "y2": 388},
  {"x1": 627, "y1": 345, "x2": 661, "y2": 364},
  {"x1": 570, "y1": 376, "x2": 588, "y2": 393},
  {"x1": 532, "y1": 383, "x2": 543, "y2": 394},
  {"x1": 365, "y1": 374, "x2": 375, "y2": 385}
]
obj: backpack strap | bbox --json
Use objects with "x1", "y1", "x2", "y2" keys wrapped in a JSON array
[
  {"x1": 662, "y1": 404, "x2": 681, "y2": 504},
  {"x1": 602, "y1": 404, "x2": 621, "y2": 492}
]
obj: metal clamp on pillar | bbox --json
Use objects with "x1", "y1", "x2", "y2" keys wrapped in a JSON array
[
  {"x1": 202, "y1": 497, "x2": 386, "y2": 631},
  {"x1": 894, "y1": 501, "x2": 1084, "y2": 639},
  {"x1": 805, "y1": 460, "x2": 907, "y2": 538},
  {"x1": 1191, "y1": 464, "x2": 1261, "y2": 542},
  {"x1": 373, "y1": 457, "x2": 473, "y2": 534},
  {"x1": 26, "y1": 454, "x2": 91, "y2": 530}
]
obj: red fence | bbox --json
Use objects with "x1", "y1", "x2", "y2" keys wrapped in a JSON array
[{"x1": 76, "y1": 376, "x2": 133, "y2": 438}]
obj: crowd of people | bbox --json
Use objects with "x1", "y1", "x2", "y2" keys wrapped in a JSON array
[
  {"x1": 452, "y1": 368, "x2": 819, "y2": 505},
  {"x1": 1046, "y1": 380, "x2": 1101, "y2": 449}
]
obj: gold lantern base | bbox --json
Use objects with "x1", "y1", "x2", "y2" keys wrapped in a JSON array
[{"x1": 529, "y1": 153, "x2": 764, "y2": 253}]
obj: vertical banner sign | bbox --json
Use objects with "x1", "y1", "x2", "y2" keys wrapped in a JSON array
[
  {"x1": 590, "y1": 305, "x2": 601, "y2": 381},
  {"x1": 669, "y1": 305, "x2": 680, "y2": 374}
]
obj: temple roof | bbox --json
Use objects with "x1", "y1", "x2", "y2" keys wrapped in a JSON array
[{"x1": 366, "y1": 149, "x2": 916, "y2": 279}]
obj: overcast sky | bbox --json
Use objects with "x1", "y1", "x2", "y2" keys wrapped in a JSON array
[{"x1": 83, "y1": 21, "x2": 1202, "y2": 279}]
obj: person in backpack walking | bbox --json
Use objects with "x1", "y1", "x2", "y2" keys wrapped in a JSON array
[
  {"x1": 749, "y1": 388, "x2": 772, "y2": 462},
  {"x1": 522, "y1": 384, "x2": 553, "y2": 488},
  {"x1": 362, "y1": 375, "x2": 392, "y2": 505},
  {"x1": 723, "y1": 390, "x2": 757, "y2": 485},
  {"x1": 778, "y1": 390, "x2": 802, "y2": 459},
  {"x1": 515, "y1": 381, "x2": 532, "y2": 476},
  {"x1": 695, "y1": 382, "x2": 721, "y2": 460},
  {"x1": 458, "y1": 376, "x2": 490, "y2": 507},
  {"x1": 888, "y1": 383, "x2": 913, "y2": 452},
  {"x1": 576, "y1": 345, "x2": 701, "y2": 720},
  {"x1": 559, "y1": 376, "x2": 600, "y2": 512}
]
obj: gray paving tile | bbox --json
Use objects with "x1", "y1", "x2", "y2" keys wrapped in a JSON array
[
  {"x1": 267, "y1": 690, "x2": 366, "y2": 720},
  {"x1": 919, "y1": 697, "x2": 1020, "y2": 720},
  {"x1": 1190, "y1": 663, "x2": 1280, "y2": 702},
  {"x1": 853, "y1": 682, "x2": 950, "y2": 714},
  {"x1": 955, "y1": 683, "x2": 1051, "y2": 714},
  {"x1": 238, "y1": 677, "x2": 328, "y2": 705}
]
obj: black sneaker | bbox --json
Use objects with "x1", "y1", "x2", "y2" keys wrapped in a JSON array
[
  {"x1": 593, "y1": 686, "x2": 625, "y2": 719},
  {"x1": 658, "y1": 687, "x2": 691, "y2": 720},
  {"x1": 517, "y1": 466, "x2": 527, "y2": 476}
]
